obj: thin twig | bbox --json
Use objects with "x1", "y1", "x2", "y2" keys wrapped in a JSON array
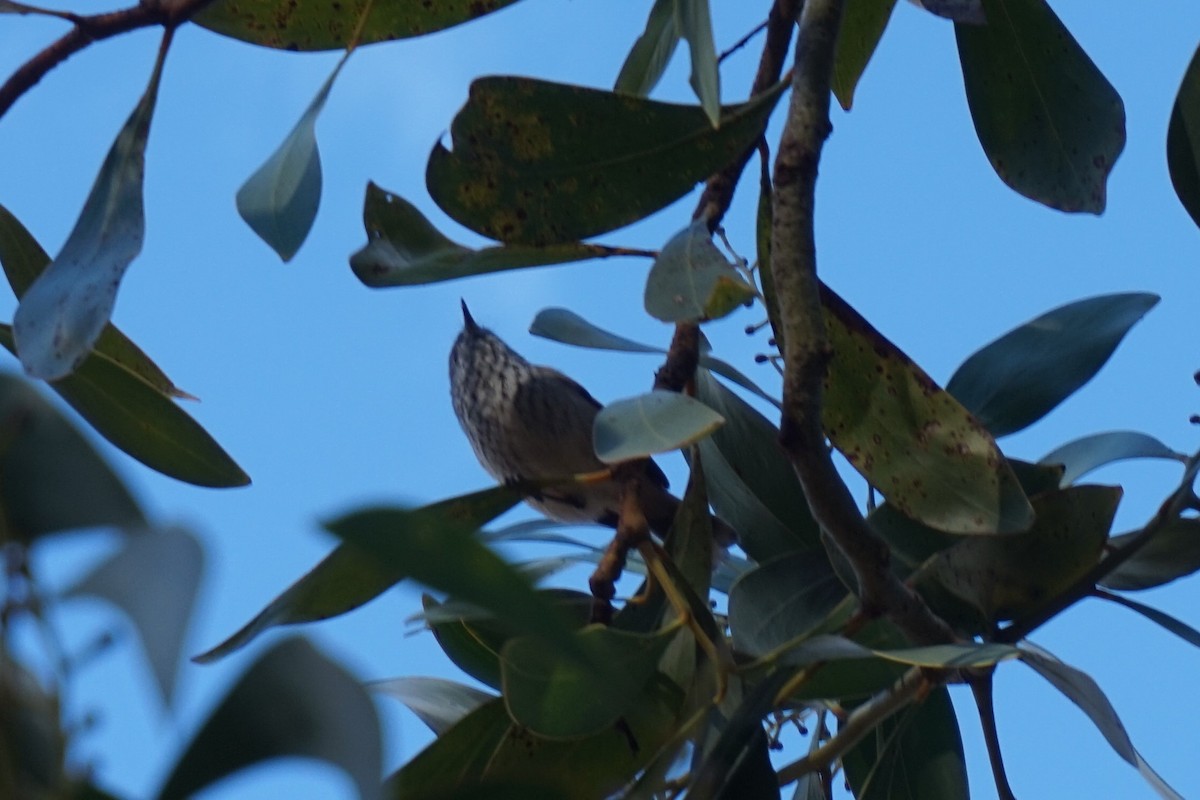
[
  {"x1": 776, "y1": 666, "x2": 929, "y2": 787},
  {"x1": 718, "y1": 20, "x2": 769, "y2": 64},
  {"x1": 0, "y1": 0, "x2": 218, "y2": 121},
  {"x1": 970, "y1": 672, "x2": 1018, "y2": 800}
]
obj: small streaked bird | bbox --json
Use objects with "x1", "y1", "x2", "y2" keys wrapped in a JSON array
[{"x1": 449, "y1": 301, "x2": 735, "y2": 544}]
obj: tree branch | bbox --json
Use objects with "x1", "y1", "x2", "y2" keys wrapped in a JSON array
[
  {"x1": 996, "y1": 449, "x2": 1200, "y2": 644},
  {"x1": 776, "y1": 665, "x2": 929, "y2": 787},
  {"x1": 769, "y1": 0, "x2": 956, "y2": 646},
  {"x1": 0, "y1": 0, "x2": 218, "y2": 122},
  {"x1": 693, "y1": 0, "x2": 801, "y2": 227}
]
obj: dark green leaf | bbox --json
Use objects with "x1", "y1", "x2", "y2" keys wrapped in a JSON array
[
  {"x1": 1101, "y1": 518, "x2": 1200, "y2": 591},
  {"x1": 1168, "y1": 44, "x2": 1200, "y2": 230},
  {"x1": 593, "y1": 390, "x2": 723, "y2": 463},
  {"x1": 1040, "y1": 431, "x2": 1184, "y2": 487},
  {"x1": 614, "y1": 0, "x2": 679, "y2": 97},
  {"x1": 197, "y1": 0, "x2": 522, "y2": 51},
  {"x1": 695, "y1": 369, "x2": 818, "y2": 559},
  {"x1": 324, "y1": 500, "x2": 597, "y2": 669},
  {"x1": 1020, "y1": 649, "x2": 1182, "y2": 798},
  {"x1": 911, "y1": 0, "x2": 983, "y2": 23},
  {"x1": 0, "y1": 326, "x2": 250, "y2": 488},
  {"x1": 832, "y1": 0, "x2": 899, "y2": 110},
  {"x1": 728, "y1": 551, "x2": 847, "y2": 657},
  {"x1": 690, "y1": 671, "x2": 792, "y2": 800},
  {"x1": 955, "y1": 0, "x2": 1125, "y2": 213},
  {"x1": 501, "y1": 625, "x2": 679, "y2": 738},
  {"x1": 425, "y1": 595, "x2": 506, "y2": 689},
  {"x1": 389, "y1": 679, "x2": 682, "y2": 800},
  {"x1": 370, "y1": 676, "x2": 495, "y2": 735},
  {"x1": 947, "y1": 293, "x2": 1158, "y2": 437},
  {"x1": 426, "y1": 77, "x2": 786, "y2": 245},
  {"x1": 0, "y1": 202, "x2": 195, "y2": 399},
  {"x1": 237, "y1": 55, "x2": 343, "y2": 262},
  {"x1": 1100, "y1": 592, "x2": 1200, "y2": 650},
  {"x1": 822, "y1": 287, "x2": 1033, "y2": 534},
  {"x1": 0, "y1": 372, "x2": 144, "y2": 542},
  {"x1": 157, "y1": 638, "x2": 381, "y2": 800},
  {"x1": 929, "y1": 485, "x2": 1119, "y2": 623},
  {"x1": 64, "y1": 525, "x2": 203, "y2": 705},
  {"x1": 14, "y1": 45, "x2": 166, "y2": 380},
  {"x1": 755, "y1": 157, "x2": 782, "y2": 347},
  {"x1": 844, "y1": 686, "x2": 968, "y2": 800},
  {"x1": 644, "y1": 221, "x2": 754, "y2": 323},
  {"x1": 676, "y1": 0, "x2": 720, "y2": 127},
  {"x1": 194, "y1": 487, "x2": 520, "y2": 663},
  {"x1": 351, "y1": 184, "x2": 603, "y2": 286}
]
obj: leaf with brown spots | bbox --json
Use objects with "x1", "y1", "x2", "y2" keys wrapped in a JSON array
[
  {"x1": 426, "y1": 77, "x2": 787, "y2": 245},
  {"x1": 955, "y1": 0, "x2": 1125, "y2": 213},
  {"x1": 196, "y1": 0, "x2": 522, "y2": 51},
  {"x1": 821, "y1": 286, "x2": 1033, "y2": 534},
  {"x1": 927, "y1": 484, "x2": 1119, "y2": 623}
]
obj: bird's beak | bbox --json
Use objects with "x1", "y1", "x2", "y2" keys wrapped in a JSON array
[{"x1": 460, "y1": 299, "x2": 478, "y2": 332}]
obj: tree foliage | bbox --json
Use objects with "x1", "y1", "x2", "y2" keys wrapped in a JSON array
[{"x1": 3, "y1": 1, "x2": 1200, "y2": 799}]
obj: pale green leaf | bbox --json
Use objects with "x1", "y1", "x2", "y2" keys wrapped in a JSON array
[
  {"x1": 593, "y1": 390, "x2": 724, "y2": 463},
  {"x1": 13, "y1": 46, "x2": 166, "y2": 380}
]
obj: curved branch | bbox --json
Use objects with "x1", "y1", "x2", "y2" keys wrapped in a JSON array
[
  {"x1": 769, "y1": 0, "x2": 956, "y2": 646},
  {"x1": 0, "y1": 0, "x2": 218, "y2": 121}
]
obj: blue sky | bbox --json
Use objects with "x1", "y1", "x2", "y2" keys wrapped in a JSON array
[{"x1": 3, "y1": 1, "x2": 1200, "y2": 798}]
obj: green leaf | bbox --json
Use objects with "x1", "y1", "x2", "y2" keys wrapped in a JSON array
[
  {"x1": 593, "y1": 390, "x2": 724, "y2": 463},
  {"x1": 955, "y1": 0, "x2": 1125, "y2": 213},
  {"x1": 1101, "y1": 518, "x2": 1200, "y2": 591},
  {"x1": 196, "y1": 0, "x2": 522, "y2": 51},
  {"x1": 389, "y1": 680, "x2": 682, "y2": 800},
  {"x1": 695, "y1": 369, "x2": 818, "y2": 558},
  {"x1": 947, "y1": 293, "x2": 1159, "y2": 437},
  {"x1": 1021, "y1": 649, "x2": 1183, "y2": 799},
  {"x1": 690, "y1": 671, "x2": 793, "y2": 800},
  {"x1": 424, "y1": 595, "x2": 506, "y2": 689},
  {"x1": 676, "y1": 0, "x2": 720, "y2": 127},
  {"x1": 910, "y1": 0, "x2": 983, "y2": 22},
  {"x1": 324, "y1": 501, "x2": 598, "y2": 669},
  {"x1": 426, "y1": 77, "x2": 787, "y2": 245},
  {"x1": 350, "y1": 184, "x2": 603, "y2": 286},
  {"x1": 644, "y1": 220, "x2": 753, "y2": 323},
  {"x1": 832, "y1": 0, "x2": 899, "y2": 110},
  {"x1": 13, "y1": 46, "x2": 166, "y2": 380},
  {"x1": 0, "y1": 203, "x2": 195, "y2": 399},
  {"x1": 530, "y1": 308, "x2": 662, "y2": 354},
  {"x1": 64, "y1": 525, "x2": 203, "y2": 706},
  {"x1": 370, "y1": 677, "x2": 495, "y2": 735},
  {"x1": 822, "y1": 287, "x2": 1033, "y2": 534},
  {"x1": 1100, "y1": 592, "x2": 1200, "y2": 650},
  {"x1": 501, "y1": 625, "x2": 680, "y2": 738},
  {"x1": 1040, "y1": 431, "x2": 1184, "y2": 487},
  {"x1": 844, "y1": 686, "x2": 969, "y2": 800},
  {"x1": 156, "y1": 638, "x2": 382, "y2": 800},
  {"x1": 529, "y1": 307, "x2": 780, "y2": 407},
  {"x1": 728, "y1": 551, "x2": 848, "y2": 657},
  {"x1": 0, "y1": 326, "x2": 250, "y2": 488},
  {"x1": 929, "y1": 485, "x2": 1119, "y2": 623},
  {"x1": 0, "y1": 373, "x2": 144, "y2": 542},
  {"x1": 614, "y1": 0, "x2": 679, "y2": 97},
  {"x1": 237, "y1": 56, "x2": 344, "y2": 262},
  {"x1": 1168, "y1": 44, "x2": 1200, "y2": 230},
  {"x1": 194, "y1": 487, "x2": 520, "y2": 663}
]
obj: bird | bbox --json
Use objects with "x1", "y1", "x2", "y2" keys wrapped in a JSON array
[{"x1": 449, "y1": 301, "x2": 736, "y2": 545}]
